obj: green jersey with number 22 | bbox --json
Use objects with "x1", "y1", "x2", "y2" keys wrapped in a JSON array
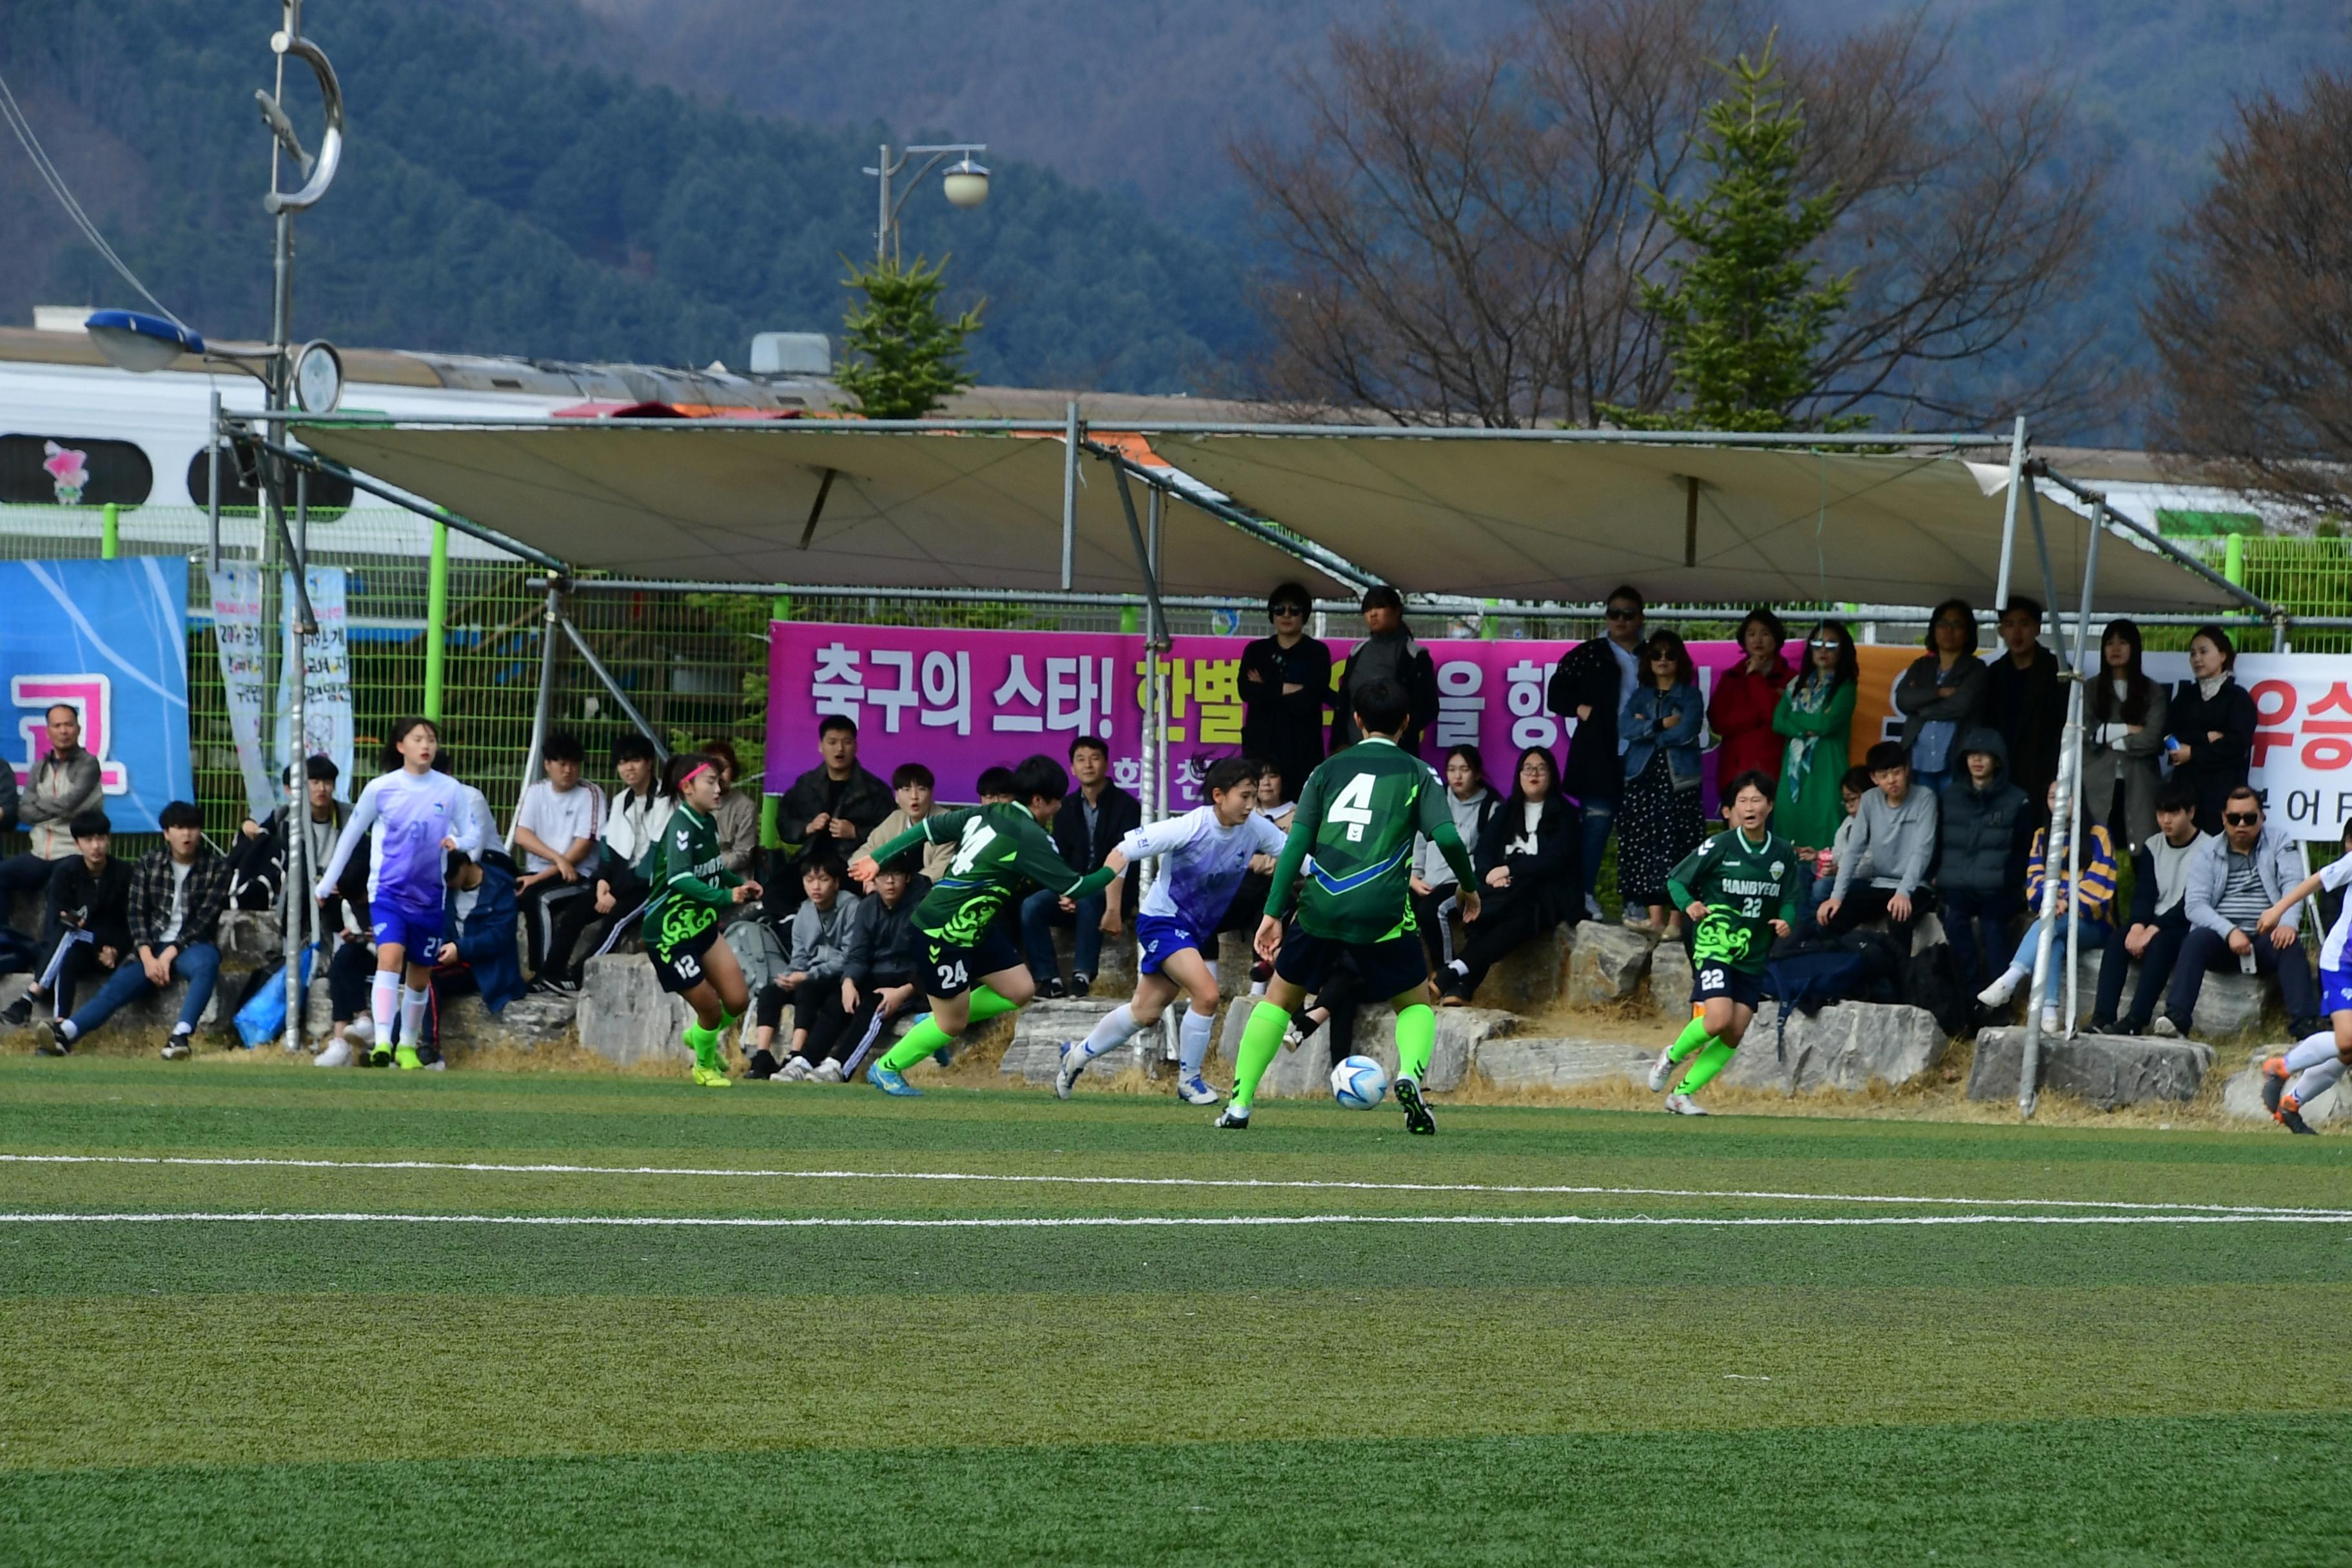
[{"x1": 1666, "y1": 826, "x2": 1801, "y2": 975}]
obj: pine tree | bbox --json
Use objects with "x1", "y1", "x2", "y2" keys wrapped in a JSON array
[
  {"x1": 836, "y1": 255, "x2": 985, "y2": 420},
  {"x1": 1606, "y1": 35, "x2": 1860, "y2": 433}
]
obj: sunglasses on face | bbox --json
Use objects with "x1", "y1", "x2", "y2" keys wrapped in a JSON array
[
  {"x1": 1271, "y1": 605, "x2": 1306, "y2": 618},
  {"x1": 2224, "y1": 812, "x2": 2260, "y2": 827},
  {"x1": 1807, "y1": 639, "x2": 1839, "y2": 649},
  {"x1": 1605, "y1": 607, "x2": 1640, "y2": 622}
]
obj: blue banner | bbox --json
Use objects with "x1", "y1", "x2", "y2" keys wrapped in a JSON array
[{"x1": 1, "y1": 557, "x2": 192, "y2": 832}]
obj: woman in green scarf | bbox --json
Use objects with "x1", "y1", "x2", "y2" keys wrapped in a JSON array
[{"x1": 1772, "y1": 620, "x2": 1859, "y2": 860}]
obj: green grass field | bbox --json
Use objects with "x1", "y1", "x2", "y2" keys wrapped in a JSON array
[{"x1": 3, "y1": 1057, "x2": 2348, "y2": 1566}]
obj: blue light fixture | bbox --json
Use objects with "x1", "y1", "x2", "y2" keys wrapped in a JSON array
[{"x1": 85, "y1": 309, "x2": 208, "y2": 372}]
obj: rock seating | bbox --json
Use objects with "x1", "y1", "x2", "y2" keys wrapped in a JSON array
[
  {"x1": 1965, "y1": 1026, "x2": 2214, "y2": 1110},
  {"x1": 1475, "y1": 1036, "x2": 1653, "y2": 1092},
  {"x1": 1001, "y1": 998, "x2": 1127, "y2": 1084},
  {"x1": 1565, "y1": 921, "x2": 1654, "y2": 1007},
  {"x1": 1646, "y1": 943, "x2": 1694, "y2": 1027},
  {"x1": 2219, "y1": 1048, "x2": 2351, "y2": 1127},
  {"x1": 1721, "y1": 1001, "x2": 1946, "y2": 1094},
  {"x1": 577, "y1": 952, "x2": 700, "y2": 1068}
]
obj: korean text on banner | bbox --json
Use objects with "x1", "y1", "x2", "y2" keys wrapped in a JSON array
[
  {"x1": 273, "y1": 567, "x2": 354, "y2": 798},
  {"x1": 208, "y1": 564, "x2": 273, "y2": 821},
  {"x1": 2, "y1": 556, "x2": 192, "y2": 833}
]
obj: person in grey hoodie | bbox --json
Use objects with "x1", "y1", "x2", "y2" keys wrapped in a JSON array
[
  {"x1": 1819, "y1": 741, "x2": 1939, "y2": 946},
  {"x1": 1934, "y1": 728, "x2": 2029, "y2": 988},
  {"x1": 1411, "y1": 745, "x2": 1500, "y2": 970},
  {"x1": 746, "y1": 852, "x2": 860, "y2": 1077}
]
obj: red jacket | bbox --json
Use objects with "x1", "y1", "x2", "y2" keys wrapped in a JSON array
[{"x1": 1709, "y1": 656, "x2": 1794, "y2": 793}]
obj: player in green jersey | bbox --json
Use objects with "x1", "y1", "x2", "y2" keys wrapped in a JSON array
[
  {"x1": 640, "y1": 752, "x2": 765, "y2": 1088},
  {"x1": 848, "y1": 753, "x2": 1119, "y2": 1097},
  {"x1": 1220, "y1": 678, "x2": 1479, "y2": 1133},
  {"x1": 1647, "y1": 769, "x2": 1801, "y2": 1115}
]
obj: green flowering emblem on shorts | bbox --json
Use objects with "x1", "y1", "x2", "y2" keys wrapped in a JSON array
[{"x1": 658, "y1": 900, "x2": 714, "y2": 956}]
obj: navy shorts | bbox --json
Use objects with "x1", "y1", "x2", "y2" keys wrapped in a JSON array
[
  {"x1": 1272, "y1": 922, "x2": 1429, "y2": 1003},
  {"x1": 1692, "y1": 959, "x2": 1769, "y2": 1010},
  {"x1": 371, "y1": 899, "x2": 442, "y2": 957},
  {"x1": 1136, "y1": 912, "x2": 1210, "y2": 976},
  {"x1": 923, "y1": 925, "x2": 1022, "y2": 1000},
  {"x1": 651, "y1": 923, "x2": 720, "y2": 994}
]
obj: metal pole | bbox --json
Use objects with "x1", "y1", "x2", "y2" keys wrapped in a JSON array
[
  {"x1": 2061, "y1": 501, "x2": 2106, "y2": 1041},
  {"x1": 2024, "y1": 481, "x2": 2070, "y2": 669},
  {"x1": 424, "y1": 520, "x2": 449, "y2": 722},
  {"x1": 206, "y1": 392, "x2": 222, "y2": 574},
  {"x1": 281, "y1": 468, "x2": 309, "y2": 1052},
  {"x1": 560, "y1": 615, "x2": 667, "y2": 760},
  {"x1": 1061, "y1": 400, "x2": 1080, "y2": 591},
  {"x1": 1993, "y1": 415, "x2": 2026, "y2": 612},
  {"x1": 2018, "y1": 674, "x2": 2079, "y2": 1120},
  {"x1": 876, "y1": 143, "x2": 892, "y2": 264},
  {"x1": 511, "y1": 580, "x2": 565, "y2": 852}
]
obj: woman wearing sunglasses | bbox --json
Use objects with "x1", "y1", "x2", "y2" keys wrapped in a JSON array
[
  {"x1": 1239, "y1": 582, "x2": 1333, "y2": 812},
  {"x1": 1772, "y1": 620, "x2": 1859, "y2": 868}
]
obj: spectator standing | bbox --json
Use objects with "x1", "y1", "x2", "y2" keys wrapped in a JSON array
[
  {"x1": 0, "y1": 704, "x2": 103, "y2": 910},
  {"x1": 2162, "y1": 785, "x2": 2321, "y2": 1040},
  {"x1": 1893, "y1": 599, "x2": 1988, "y2": 794},
  {"x1": 510, "y1": 730, "x2": 606, "y2": 977},
  {"x1": 1936, "y1": 729, "x2": 2030, "y2": 991},
  {"x1": 863, "y1": 762, "x2": 957, "y2": 884},
  {"x1": 34, "y1": 801, "x2": 228, "y2": 1059},
  {"x1": 537, "y1": 734, "x2": 672, "y2": 991},
  {"x1": 2081, "y1": 618, "x2": 2169, "y2": 855},
  {"x1": 1549, "y1": 584, "x2": 1648, "y2": 919},
  {"x1": 1239, "y1": 580, "x2": 1334, "y2": 801},
  {"x1": 1437, "y1": 746, "x2": 1578, "y2": 1004},
  {"x1": 1021, "y1": 735, "x2": 1139, "y2": 997},
  {"x1": 1818, "y1": 742, "x2": 1939, "y2": 946},
  {"x1": 1708, "y1": 607, "x2": 1793, "y2": 798},
  {"x1": 2164, "y1": 625, "x2": 2259, "y2": 836},
  {"x1": 2090, "y1": 780, "x2": 2210, "y2": 1035},
  {"x1": 768, "y1": 722, "x2": 888, "y2": 905},
  {"x1": 1976, "y1": 779, "x2": 2121, "y2": 1033},
  {"x1": 1329, "y1": 586, "x2": 1438, "y2": 754},
  {"x1": 1411, "y1": 745, "x2": 1500, "y2": 972},
  {"x1": 1773, "y1": 620, "x2": 1859, "y2": 865},
  {"x1": 1616, "y1": 632, "x2": 1707, "y2": 936},
  {"x1": 3, "y1": 810, "x2": 130, "y2": 1028},
  {"x1": 1986, "y1": 597, "x2": 2066, "y2": 808}
]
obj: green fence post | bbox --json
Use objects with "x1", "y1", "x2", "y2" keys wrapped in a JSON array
[
  {"x1": 761, "y1": 593, "x2": 792, "y2": 845},
  {"x1": 1120, "y1": 605, "x2": 1138, "y2": 634},
  {"x1": 1480, "y1": 597, "x2": 1499, "y2": 640},
  {"x1": 100, "y1": 502, "x2": 119, "y2": 560},
  {"x1": 424, "y1": 521, "x2": 449, "y2": 721},
  {"x1": 2224, "y1": 531, "x2": 2246, "y2": 589}
]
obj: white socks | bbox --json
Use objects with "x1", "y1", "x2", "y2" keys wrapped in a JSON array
[
  {"x1": 400, "y1": 985, "x2": 429, "y2": 1047},
  {"x1": 1179, "y1": 1006, "x2": 1215, "y2": 1077},
  {"x1": 1075, "y1": 1004, "x2": 1138, "y2": 1063},
  {"x1": 371, "y1": 972, "x2": 399, "y2": 1041},
  {"x1": 2291, "y1": 1058, "x2": 2346, "y2": 1106},
  {"x1": 2282, "y1": 1032, "x2": 2342, "y2": 1072}
]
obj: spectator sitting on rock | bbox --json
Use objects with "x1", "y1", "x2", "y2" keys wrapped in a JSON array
[
  {"x1": 1817, "y1": 743, "x2": 1937, "y2": 946},
  {"x1": 511, "y1": 730, "x2": 606, "y2": 980},
  {"x1": 1934, "y1": 730, "x2": 2030, "y2": 992},
  {"x1": 2160, "y1": 785, "x2": 2321, "y2": 1041},
  {"x1": 2091, "y1": 779, "x2": 2213, "y2": 1037},
  {"x1": 749, "y1": 850, "x2": 859, "y2": 1079},
  {"x1": 436, "y1": 845, "x2": 525, "y2": 1024},
  {"x1": 1, "y1": 703, "x2": 103, "y2": 917},
  {"x1": 1410, "y1": 745, "x2": 1500, "y2": 976},
  {"x1": 4, "y1": 809, "x2": 130, "y2": 1028},
  {"x1": 1798, "y1": 767, "x2": 1874, "y2": 935},
  {"x1": 1975, "y1": 778, "x2": 2119, "y2": 1035},
  {"x1": 865, "y1": 761, "x2": 956, "y2": 884},
  {"x1": 1437, "y1": 745, "x2": 1578, "y2": 1007},
  {"x1": 538, "y1": 732, "x2": 672, "y2": 993},
  {"x1": 228, "y1": 756, "x2": 349, "y2": 918},
  {"x1": 821, "y1": 852, "x2": 930, "y2": 1082},
  {"x1": 35, "y1": 801, "x2": 228, "y2": 1060}
]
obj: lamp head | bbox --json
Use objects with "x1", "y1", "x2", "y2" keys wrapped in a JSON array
[
  {"x1": 941, "y1": 156, "x2": 990, "y2": 209},
  {"x1": 86, "y1": 310, "x2": 206, "y2": 373}
]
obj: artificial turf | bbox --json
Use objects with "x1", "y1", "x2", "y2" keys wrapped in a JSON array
[{"x1": 2, "y1": 1057, "x2": 2347, "y2": 1565}]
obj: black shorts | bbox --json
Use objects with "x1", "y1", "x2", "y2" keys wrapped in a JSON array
[
  {"x1": 651, "y1": 923, "x2": 721, "y2": 994},
  {"x1": 1691, "y1": 960, "x2": 1768, "y2": 1010},
  {"x1": 923, "y1": 925, "x2": 1022, "y2": 1000},
  {"x1": 1273, "y1": 922, "x2": 1430, "y2": 1003}
]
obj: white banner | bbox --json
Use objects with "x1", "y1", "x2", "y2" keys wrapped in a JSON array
[
  {"x1": 274, "y1": 566, "x2": 353, "y2": 799},
  {"x1": 2144, "y1": 652, "x2": 2352, "y2": 841},
  {"x1": 207, "y1": 565, "x2": 273, "y2": 821}
]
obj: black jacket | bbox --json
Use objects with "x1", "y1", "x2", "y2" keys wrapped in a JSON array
[
  {"x1": 1472, "y1": 793, "x2": 1581, "y2": 927},
  {"x1": 2167, "y1": 676, "x2": 2258, "y2": 830},
  {"x1": 1331, "y1": 629, "x2": 1440, "y2": 754},
  {"x1": 1934, "y1": 729, "x2": 2029, "y2": 897},
  {"x1": 842, "y1": 882, "x2": 930, "y2": 981},
  {"x1": 2121, "y1": 844, "x2": 2194, "y2": 932},
  {"x1": 1549, "y1": 636, "x2": 1632, "y2": 803},
  {"x1": 1239, "y1": 633, "x2": 1334, "y2": 797},
  {"x1": 44, "y1": 856, "x2": 133, "y2": 953},
  {"x1": 774, "y1": 763, "x2": 894, "y2": 853},
  {"x1": 1052, "y1": 783, "x2": 1142, "y2": 887},
  {"x1": 1984, "y1": 644, "x2": 2064, "y2": 803}
]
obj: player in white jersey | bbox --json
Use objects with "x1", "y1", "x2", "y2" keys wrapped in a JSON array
[
  {"x1": 1056, "y1": 757, "x2": 1286, "y2": 1105},
  {"x1": 2255, "y1": 816, "x2": 2352, "y2": 1133},
  {"x1": 313, "y1": 717, "x2": 482, "y2": 1068}
]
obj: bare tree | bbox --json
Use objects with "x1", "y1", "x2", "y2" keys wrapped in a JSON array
[
  {"x1": 1236, "y1": 1, "x2": 2113, "y2": 431},
  {"x1": 2147, "y1": 72, "x2": 2352, "y2": 520}
]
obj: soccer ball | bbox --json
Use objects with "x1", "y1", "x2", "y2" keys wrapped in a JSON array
[{"x1": 1330, "y1": 1054, "x2": 1389, "y2": 1110}]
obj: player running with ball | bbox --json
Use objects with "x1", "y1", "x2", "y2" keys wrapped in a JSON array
[
  {"x1": 1647, "y1": 770, "x2": 1802, "y2": 1115},
  {"x1": 850, "y1": 754, "x2": 1119, "y2": 1097},
  {"x1": 641, "y1": 752, "x2": 765, "y2": 1087},
  {"x1": 1220, "y1": 678, "x2": 1478, "y2": 1133},
  {"x1": 1055, "y1": 756, "x2": 1286, "y2": 1104},
  {"x1": 2255, "y1": 815, "x2": 2352, "y2": 1134}
]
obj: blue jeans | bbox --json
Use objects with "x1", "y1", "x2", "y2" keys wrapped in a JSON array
[
  {"x1": 1578, "y1": 798, "x2": 1616, "y2": 914},
  {"x1": 1939, "y1": 888, "x2": 2019, "y2": 988},
  {"x1": 2010, "y1": 917, "x2": 2089, "y2": 1005},
  {"x1": 68, "y1": 941, "x2": 220, "y2": 1038},
  {"x1": 1912, "y1": 767, "x2": 1953, "y2": 797},
  {"x1": 1021, "y1": 887, "x2": 1104, "y2": 983}
]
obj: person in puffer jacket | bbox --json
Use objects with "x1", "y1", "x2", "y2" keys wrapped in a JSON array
[
  {"x1": 1411, "y1": 745, "x2": 1501, "y2": 971},
  {"x1": 1975, "y1": 778, "x2": 2118, "y2": 1032},
  {"x1": 1935, "y1": 728, "x2": 2030, "y2": 989}
]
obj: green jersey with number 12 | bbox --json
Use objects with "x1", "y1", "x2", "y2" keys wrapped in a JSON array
[
  {"x1": 1266, "y1": 738, "x2": 1474, "y2": 945},
  {"x1": 1667, "y1": 826, "x2": 1801, "y2": 974},
  {"x1": 870, "y1": 803, "x2": 1118, "y2": 947}
]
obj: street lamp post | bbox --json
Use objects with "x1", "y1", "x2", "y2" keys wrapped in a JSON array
[{"x1": 863, "y1": 142, "x2": 990, "y2": 266}]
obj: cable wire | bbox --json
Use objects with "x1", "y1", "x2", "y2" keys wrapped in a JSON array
[{"x1": 0, "y1": 63, "x2": 186, "y2": 328}]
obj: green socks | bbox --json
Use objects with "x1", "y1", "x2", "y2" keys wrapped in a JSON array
[
  {"x1": 1231, "y1": 1001, "x2": 1291, "y2": 1112},
  {"x1": 1678, "y1": 1039, "x2": 1737, "y2": 1094},
  {"x1": 1666, "y1": 1015, "x2": 1712, "y2": 1064},
  {"x1": 1395, "y1": 1003, "x2": 1435, "y2": 1084},
  {"x1": 878, "y1": 986, "x2": 1023, "y2": 1073},
  {"x1": 683, "y1": 1023, "x2": 721, "y2": 1073}
]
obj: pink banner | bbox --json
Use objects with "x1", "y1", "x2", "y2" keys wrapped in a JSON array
[{"x1": 767, "y1": 623, "x2": 1823, "y2": 814}]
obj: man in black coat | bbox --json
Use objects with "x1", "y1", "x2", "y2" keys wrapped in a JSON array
[
  {"x1": 2, "y1": 809, "x2": 130, "y2": 1026},
  {"x1": 1547, "y1": 583, "x2": 1647, "y2": 920},
  {"x1": 1986, "y1": 597, "x2": 2064, "y2": 812},
  {"x1": 1329, "y1": 586, "x2": 1439, "y2": 754},
  {"x1": 770, "y1": 714, "x2": 894, "y2": 911},
  {"x1": 1020, "y1": 735, "x2": 1141, "y2": 997}
]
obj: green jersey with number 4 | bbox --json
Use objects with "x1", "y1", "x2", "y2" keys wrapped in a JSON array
[
  {"x1": 1667, "y1": 826, "x2": 1801, "y2": 974},
  {"x1": 1265, "y1": 738, "x2": 1475, "y2": 945},
  {"x1": 870, "y1": 803, "x2": 1117, "y2": 947}
]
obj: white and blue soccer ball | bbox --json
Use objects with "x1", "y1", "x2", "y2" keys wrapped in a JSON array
[{"x1": 1330, "y1": 1054, "x2": 1389, "y2": 1110}]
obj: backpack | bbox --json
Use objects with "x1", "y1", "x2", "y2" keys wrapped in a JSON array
[
  {"x1": 1836, "y1": 930, "x2": 1906, "y2": 1004},
  {"x1": 1903, "y1": 941, "x2": 1971, "y2": 1039},
  {"x1": 1763, "y1": 939, "x2": 1868, "y2": 1061}
]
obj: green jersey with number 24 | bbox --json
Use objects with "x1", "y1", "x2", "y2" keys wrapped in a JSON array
[
  {"x1": 1666, "y1": 826, "x2": 1801, "y2": 975},
  {"x1": 870, "y1": 803, "x2": 1117, "y2": 947}
]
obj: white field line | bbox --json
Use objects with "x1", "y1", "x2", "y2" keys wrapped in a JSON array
[
  {"x1": 2, "y1": 1153, "x2": 2342, "y2": 1219},
  {"x1": 3, "y1": 1210, "x2": 2351, "y2": 1230}
]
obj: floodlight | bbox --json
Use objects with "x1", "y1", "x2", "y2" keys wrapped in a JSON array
[{"x1": 86, "y1": 310, "x2": 207, "y2": 373}]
